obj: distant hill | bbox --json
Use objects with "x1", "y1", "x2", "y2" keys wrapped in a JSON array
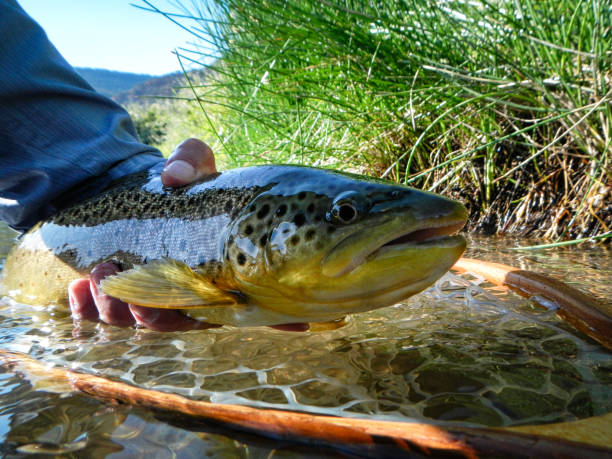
[
  {"x1": 75, "y1": 67, "x2": 153, "y2": 98},
  {"x1": 74, "y1": 67, "x2": 210, "y2": 107},
  {"x1": 113, "y1": 72, "x2": 191, "y2": 106}
]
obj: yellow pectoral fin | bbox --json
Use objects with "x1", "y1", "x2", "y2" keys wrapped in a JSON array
[
  {"x1": 99, "y1": 259, "x2": 242, "y2": 308},
  {"x1": 308, "y1": 317, "x2": 349, "y2": 332}
]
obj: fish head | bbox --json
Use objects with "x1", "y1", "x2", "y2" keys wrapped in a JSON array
[{"x1": 225, "y1": 168, "x2": 467, "y2": 322}]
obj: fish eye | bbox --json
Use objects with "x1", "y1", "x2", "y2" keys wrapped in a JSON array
[
  {"x1": 327, "y1": 200, "x2": 359, "y2": 224},
  {"x1": 326, "y1": 190, "x2": 366, "y2": 225}
]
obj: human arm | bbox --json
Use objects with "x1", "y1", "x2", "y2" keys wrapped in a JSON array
[
  {"x1": 0, "y1": 2, "x2": 220, "y2": 330},
  {"x1": 0, "y1": 0, "x2": 162, "y2": 231}
]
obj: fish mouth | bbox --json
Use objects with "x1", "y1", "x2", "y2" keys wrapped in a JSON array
[
  {"x1": 322, "y1": 216, "x2": 467, "y2": 278},
  {"x1": 372, "y1": 220, "x2": 466, "y2": 254},
  {"x1": 359, "y1": 220, "x2": 466, "y2": 271}
]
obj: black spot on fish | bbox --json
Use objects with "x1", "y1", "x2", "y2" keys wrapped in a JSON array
[
  {"x1": 260, "y1": 234, "x2": 268, "y2": 247},
  {"x1": 282, "y1": 228, "x2": 290, "y2": 235},
  {"x1": 224, "y1": 200, "x2": 233, "y2": 212},
  {"x1": 237, "y1": 253, "x2": 246, "y2": 265},
  {"x1": 327, "y1": 226, "x2": 336, "y2": 233},
  {"x1": 245, "y1": 225, "x2": 253, "y2": 235},
  {"x1": 305, "y1": 229, "x2": 316, "y2": 241},
  {"x1": 290, "y1": 235, "x2": 300, "y2": 246},
  {"x1": 298, "y1": 191, "x2": 306, "y2": 200},
  {"x1": 257, "y1": 204, "x2": 270, "y2": 219},
  {"x1": 307, "y1": 203, "x2": 315, "y2": 214},
  {"x1": 276, "y1": 204, "x2": 287, "y2": 217},
  {"x1": 293, "y1": 213, "x2": 306, "y2": 227},
  {"x1": 267, "y1": 218, "x2": 273, "y2": 227}
]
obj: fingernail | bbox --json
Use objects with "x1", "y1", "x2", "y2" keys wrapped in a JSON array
[{"x1": 163, "y1": 160, "x2": 196, "y2": 183}]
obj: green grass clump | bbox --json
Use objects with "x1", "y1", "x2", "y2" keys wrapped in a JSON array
[{"x1": 142, "y1": 0, "x2": 610, "y2": 240}]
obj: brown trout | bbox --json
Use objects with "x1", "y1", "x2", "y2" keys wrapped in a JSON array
[{"x1": 0, "y1": 164, "x2": 467, "y2": 326}]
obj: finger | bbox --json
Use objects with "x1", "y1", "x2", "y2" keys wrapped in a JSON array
[
  {"x1": 269, "y1": 323, "x2": 310, "y2": 332},
  {"x1": 128, "y1": 304, "x2": 220, "y2": 332},
  {"x1": 161, "y1": 138, "x2": 217, "y2": 187},
  {"x1": 89, "y1": 263, "x2": 136, "y2": 327},
  {"x1": 68, "y1": 278, "x2": 99, "y2": 321}
]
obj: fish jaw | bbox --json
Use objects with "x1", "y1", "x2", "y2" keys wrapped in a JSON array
[
  {"x1": 309, "y1": 234, "x2": 466, "y2": 305},
  {"x1": 321, "y1": 194, "x2": 468, "y2": 278}
]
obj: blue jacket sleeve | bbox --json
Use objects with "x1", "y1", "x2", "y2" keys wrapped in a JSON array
[{"x1": 0, "y1": 0, "x2": 164, "y2": 232}]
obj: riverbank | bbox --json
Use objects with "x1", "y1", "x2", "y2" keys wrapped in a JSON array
[{"x1": 140, "y1": 0, "x2": 610, "y2": 242}]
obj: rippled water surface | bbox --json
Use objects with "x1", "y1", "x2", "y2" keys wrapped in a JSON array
[{"x1": 0, "y1": 222, "x2": 610, "y2": 457}]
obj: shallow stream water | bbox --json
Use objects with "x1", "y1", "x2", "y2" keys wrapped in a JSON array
[{"x1": 0, "y1": 222, "x2": 610, "y2": 457}]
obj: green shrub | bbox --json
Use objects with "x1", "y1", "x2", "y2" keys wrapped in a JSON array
[
  {"x1": 145, "y1": 0, "x2": 611, "y2": 240},
  {"x1": 132, "y1": 108, "x2": 168, "y2": 147}
]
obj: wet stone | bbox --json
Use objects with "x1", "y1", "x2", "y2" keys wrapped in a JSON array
[
  {"x1": 415, "y1": 367, "x2": 486, "y2": 394},
  {"x1": 374, "y1": 381, "x2": 425, "y2": 404},
  {"x1": 24, "y1": 328, "x2": 52, "y2": 337},
  {"x1": 508, "y1": 324, "x2": 558, "y2": 340},
  {"x1": 567, "y1": 391, "x2": 595, "y2": 418},
  {"x1": 541, "y1": 338, "x2": 578, "y2": 359},
  {"x1": 132, "y1": 360, "x2": 185, "y2": 384},
  {"x1": 126, "y1": 344, "x2": 181, "y2": 359},
  {"x1": 369, "y1": 354, "x2": 393, "y2": 374},
  {"x1": 236, "y1": 388, "x2": 288, "y2": 404},
  {"x1": 478, "y1": 341, "x2": 528, "y2": 363},
  {"x1": 317, "y1": 367, "x2": 353, "y2": 382},
  {"x1": 91, "y1": 358, "x2": 135, "y2": 373},
  {"x1": 293, "y1": 381, "x2": 355, "y2": 407},
  {"x1": 551, "y1": 359, "x2": 584, "y2": 392},
  {"x1": 267, "y1": 366, "x2": 317, "y2": 385},
  {"x1": 376, "y1": 400, "x2": 409, "y2": 413},
  {"x1": 428, "y1": 344, "x2": 477, "y2": 365},
  {"x1": 484, "y1": 388, "x2": 566, "y2": 420},
  {"x1": 152, "y1": 372, "x2": 196, "y2": 388},
  {"x1": 592, "y1": 362, "x2": 612, "y2": 385},
  {"x1": 201, "y1": 372, "x2": 260, "y2": 392},
  {"x1": 77, "y1": 343, "x2": 133, "y2": 362},
  {"x1": 495, "y1": 363, "x2": 549, "y2": 390},
  {"x1": 190, "y1": 358, "x2": 237, "y2": 375},
  {"x1": 423, "y1": 394, "x2": 505, "y2": 426}
]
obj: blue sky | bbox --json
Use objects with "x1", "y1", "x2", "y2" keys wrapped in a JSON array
[{"x1": 18, "y1": 0, "x2": 210, "y2": 75}]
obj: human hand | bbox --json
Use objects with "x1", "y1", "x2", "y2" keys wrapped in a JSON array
[{"x1": 68, "y1": 138, "x2": 219, "y2": 331}]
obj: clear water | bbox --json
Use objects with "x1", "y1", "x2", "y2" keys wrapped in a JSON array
[{"x1": 0, "y1": 222, "x2": 610, "y2": 456}]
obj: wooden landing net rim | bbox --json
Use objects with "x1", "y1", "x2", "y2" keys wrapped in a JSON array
[
  {"x1": 1, "y1": 257, "x2": 611, "y2": 458},
  {"x1": 452, "y1": 258, "x2": 612, "y2": 350}
]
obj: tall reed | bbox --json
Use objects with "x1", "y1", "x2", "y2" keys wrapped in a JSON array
[{"x1": 143, "y1": 0, "x2": 611, "y2": 240}]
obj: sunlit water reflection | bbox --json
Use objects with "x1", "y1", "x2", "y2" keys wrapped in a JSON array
[{"x1": 0, "y1": 222, "x2": 610, "y2": 456}]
